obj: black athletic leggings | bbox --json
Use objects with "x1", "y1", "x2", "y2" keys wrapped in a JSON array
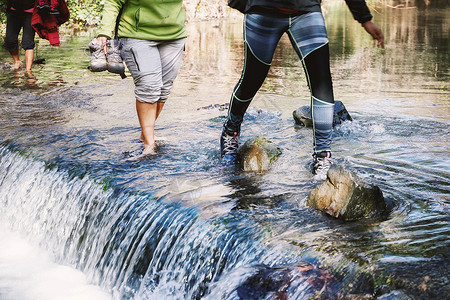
[
  {"x1": 224, "y1": 12, "x2": 334, "y2": 152},
  {"x1": 228, "y1": 43, "x2": 333, "y2": 117}
]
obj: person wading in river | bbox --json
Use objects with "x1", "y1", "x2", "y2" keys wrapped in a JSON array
[
  {"x1": 96, "y1": 0, "x2": 186, "y2": 155},
  {"x1": 220, "y1": 0, "x2": 384, "y2": 179},
  {"x1": 3, "y1": 0, "x2": 36, "y2": 71}
]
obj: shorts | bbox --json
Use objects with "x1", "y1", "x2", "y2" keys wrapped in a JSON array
[
  {"x1": 3, "y1": 11, "x2": 36, "y2": 51},
  {"x1": 120, "y1": 38, "x2": 186, "y2": 103}
]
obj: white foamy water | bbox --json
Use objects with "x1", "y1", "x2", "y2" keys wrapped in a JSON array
[{"x1": 0, "y1": 224, "x2": 112, "y2": 300}]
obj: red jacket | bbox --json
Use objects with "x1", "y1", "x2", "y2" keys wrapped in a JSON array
[{"x1": 31, "y1": 0, "x2": 70, "y2": 46}]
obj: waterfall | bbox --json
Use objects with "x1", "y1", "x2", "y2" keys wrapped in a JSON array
[{"x1": 0, "y1": 144, "x2": 310, "y2": 299}]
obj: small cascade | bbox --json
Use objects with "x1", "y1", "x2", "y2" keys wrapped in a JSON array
[{"x1": 0, "y1": 145, "x2": 322, "y2": 299}]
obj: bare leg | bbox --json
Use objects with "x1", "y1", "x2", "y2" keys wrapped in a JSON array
[
  {"x1": 9, "y1": 49, "x2": 22, "y2": 69},
  {"x1": 25, "y1": 49, "x2": 34, "y2": 71},
  {"x1": 156, "y1": 101, "x2": 165, "y2": 119},
  {"x1": 140, "y1": 101, "x2": 165, "y2": 142},
  {"x1": 136, "y1": 100, "x2": 157, "y2": 155}
]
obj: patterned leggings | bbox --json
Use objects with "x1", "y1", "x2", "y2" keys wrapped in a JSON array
[{"x1": 225, "y1": 12, "x2": 334, "y2": 153}]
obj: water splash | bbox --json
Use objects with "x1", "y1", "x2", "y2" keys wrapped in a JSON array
[{"x1": 0, "y1": 225, "x2": 112, "y2": 300}]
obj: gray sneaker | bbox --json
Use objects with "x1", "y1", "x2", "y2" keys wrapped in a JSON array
[
  {"x1": 312, "y1": 151, "x2": 332, "y2": 180},
  {"x1": 88, "y1": 39, "x2": 107, "y2": 72},
  {"x1": 106, "y1": 39, "x2": 125, "y2": 74}
]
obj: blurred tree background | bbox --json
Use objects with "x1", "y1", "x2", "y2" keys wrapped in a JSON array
[
  {"x1": 0, "y1": 0, "x2": 104, "y2": 33},
  {"x1": 65, "y1": 0, "x2": 104, "y2": 27},
  {"x1": 0, "y1": 1, "x2": 5, "y2": 32},
  {"x1": 0, "y1": 0, "x2": 441, "y2": 34}
]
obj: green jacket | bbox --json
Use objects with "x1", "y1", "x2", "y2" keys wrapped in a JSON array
[{"x1": 98, "y1": 0, "x2": 186, "y2": 41}]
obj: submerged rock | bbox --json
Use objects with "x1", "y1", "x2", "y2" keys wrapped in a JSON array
[
  {"x1": 306, "y1": 165, "x2": 386, "y2": 221},
  {"x1": 235, "y1": 262, "x2": 341, "y2": 299},
  {"x1": 374, "y1": 259, "x2": 450, "y2": 299},
  {"x1": 293, "y1": 100, "x2": 352, "y2": 128},
  {"x1": 238, "y1": 136, "x2": 282, "y2": 173},
  {"x1": 377, "y1": 290, "x2": 412, "y2": 300},
  {"x1": 197, "y1": 103, "x2": 229, "y2": 111}
]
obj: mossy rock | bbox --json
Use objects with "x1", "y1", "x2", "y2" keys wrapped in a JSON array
[{"x1": 238, "y1": 136, "x2": 282, "y2": 173}]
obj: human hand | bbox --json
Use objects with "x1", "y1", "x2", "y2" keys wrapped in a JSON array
[
  {"x1": 362, "y1": 21, "x2": 385, "y2": 48},
  {"x1": 95, "y1": 36, "x2": 108, "y2": 52}
]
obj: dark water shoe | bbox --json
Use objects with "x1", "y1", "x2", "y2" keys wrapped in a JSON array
[{"x1": 220, "y1": 129, "x2": 240, "y2": 165}]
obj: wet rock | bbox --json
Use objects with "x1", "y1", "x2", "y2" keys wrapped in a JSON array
[
  {"x1": 0, "y1": 63, "x2": 14, "y2": 70},
  {"x1": 197, "y1": 103, "x2": 229, "y2": 111},
  {"x1": 374, "y1": 260, "x2": 450, "y2": 299},
  {"x1": 238, "y1": 136, "x2": 282, "y2": 173},
  {"x1": 377, "y1": 290, "x2": 412, "y2": 300},
  {"x1": 293, "y1": 106, "x2": 314, "y2": 127},
  {"x1": 306, "y1": 165, "x2": 386, "y2": 221},
  {"x1": 236, "y1": 262, "x2": 341, "y2": 299},
  {"x1": 293, "y1": 100, "x2": 353, "y2": 127}
]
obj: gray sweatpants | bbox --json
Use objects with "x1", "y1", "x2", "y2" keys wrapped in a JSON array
[{"x1": 120, "y1": 38, "x2": 185, "y2": 103}]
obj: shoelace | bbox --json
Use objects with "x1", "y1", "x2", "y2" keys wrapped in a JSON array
[
  {"x1": 313, "y1": 156, "x2": 333, "y2": 176},
  {"x1": 106, "y1": 42, "x2": 122, "y2": 60},
  {"x1": 91, "y1": 47, "x2": 106, "y2": 60},
  {"x1": 106, "y1": 50, "x2": 121, "y2": 60},
  {"x1": 222, "y1": 134, "x2": 239, "y2": 155},
  {"x1": 314, "y1": 157, "x2": 331, "y2": 170}
]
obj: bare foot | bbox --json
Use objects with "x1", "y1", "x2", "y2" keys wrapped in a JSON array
[
  {"x1": 142, "y1": 143, "x2": 156, "y2": 155},
  {"x1": 12, "y1": 61, "x2": 23, "y2": 70},
  {"x1": 26, "y1": 71, "x2": 37, "y2": 86}
]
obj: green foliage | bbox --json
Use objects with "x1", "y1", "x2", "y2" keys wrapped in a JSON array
[
  {"x1": 0, "y1": 0, "x2": 104, "y2": 34},
  {"x1": 0, "y1": 2, "x2": 6, "y2": 33},
  {"x1": 67, "y1": 0, "x2": 104, "y2": 27}
]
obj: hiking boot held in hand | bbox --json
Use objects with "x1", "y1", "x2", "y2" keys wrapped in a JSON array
[
  {"x1": 106, "y1": 39, "x2": 125, "y2": 74},
  {"x1": 88, "y1": 38, "x2": 107, "y2": 72}
]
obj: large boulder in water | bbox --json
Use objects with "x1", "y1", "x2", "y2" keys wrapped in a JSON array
[
  {"x1": 293, "y1": 100, "x2": 352, "y2": 128},
  {"x1": 238, "y1": 136, "x2": 282, "y2": 173},
  {"x1": 306, "y1": 165, "x2": 386, "y2": 221}
]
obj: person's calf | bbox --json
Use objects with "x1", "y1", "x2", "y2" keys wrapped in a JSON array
[{"x1": 25, "y1": 49, "x2": 34, "y2": 71}]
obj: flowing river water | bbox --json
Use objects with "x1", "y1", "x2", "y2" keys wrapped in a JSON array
[{"x1": 0, "y1": 1, "x2": 448, "y2": 299}]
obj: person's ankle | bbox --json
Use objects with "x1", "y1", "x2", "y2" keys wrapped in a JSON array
[
  {"x1": 142, "y1": 143, "x2": 156, "y2": 155},
  {"x1": 12, "y1": 61, "x2": 22, "y2": 69}
]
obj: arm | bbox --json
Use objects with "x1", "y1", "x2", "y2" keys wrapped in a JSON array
[
  {"x1": 345, "y1": 0, "x2": 372, "y2": 23},
  {"x1": 362, "y1": 21, "x2": 384, "y2": 48},
  {"x1": 96, "y1": 0, "x2": 126, "y2": 43},
  {"x1": 345, "y1": 0, "x2": 385, "y2": 48}
]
